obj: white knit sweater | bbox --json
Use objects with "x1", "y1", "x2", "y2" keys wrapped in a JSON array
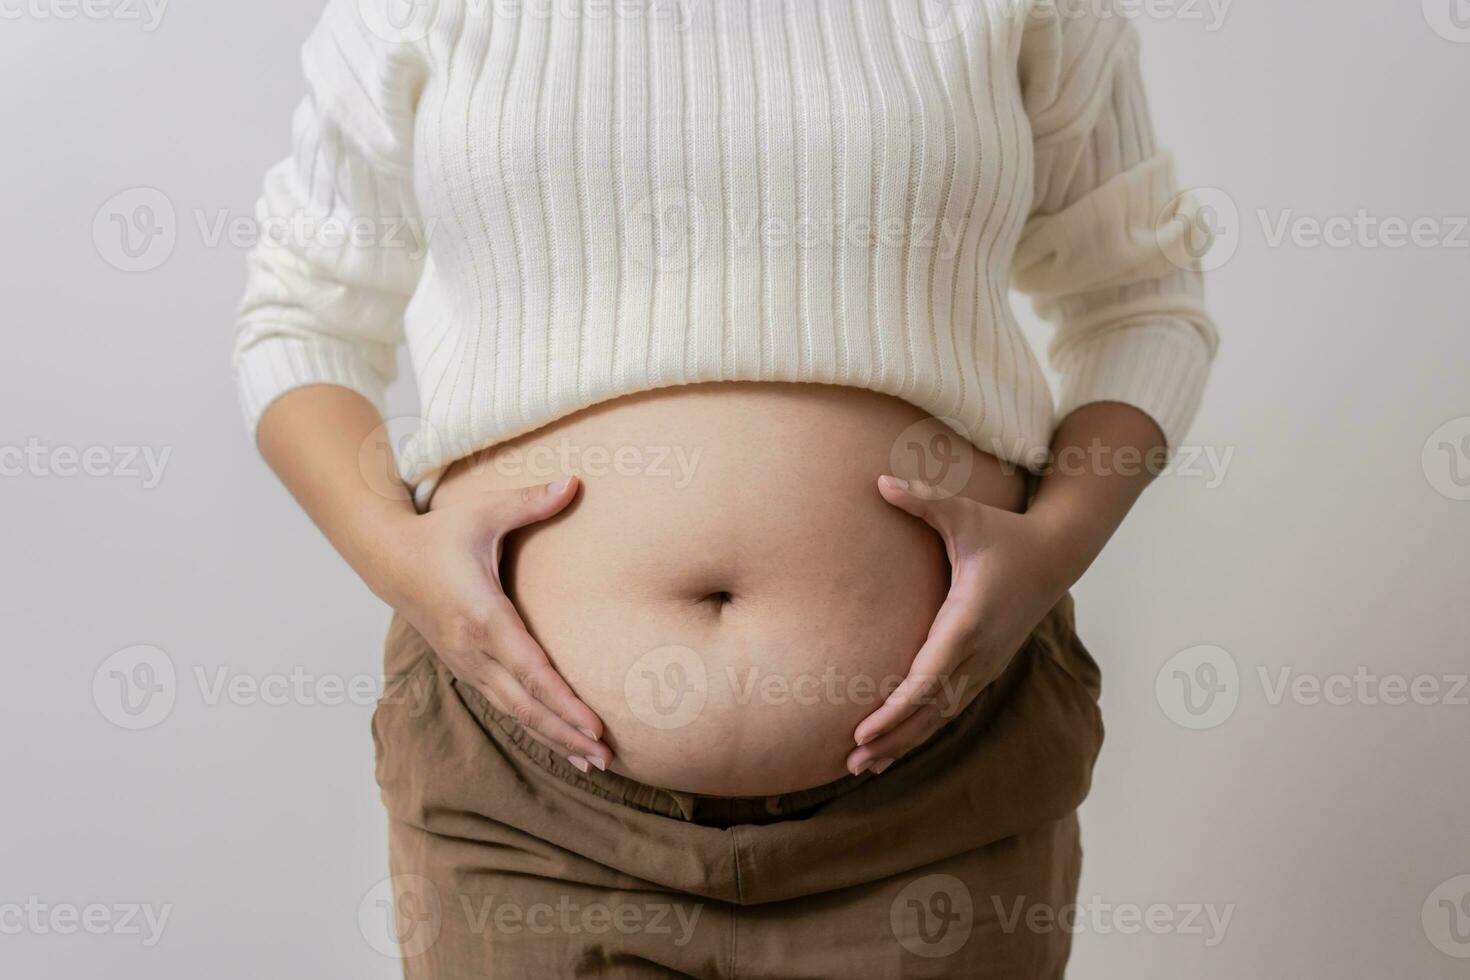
[{"x1": 234, "y1": 0, "x2": 1218, "y2": 503}]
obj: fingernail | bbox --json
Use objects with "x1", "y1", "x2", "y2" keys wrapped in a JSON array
[
  {"x1": 872, "y1": 758, "x2": 895, "y2": 775},
  {"x1": 881, "y1": 475, "x2": 910, "y2": 491},
  {"x1": 848, "y1": 760, "x2": 868, "y2": 777},
  {"x1": 578, "y1": 726, "x2": 597, "y2": 740},
  {"x1": 550, "y1": 477, "x2": 573, "y2": 494},
  {"x1": 856, "y1": 732, "x2": 873, "y2": 747},
  {"x1": 588, "y1": 756, "x2": 607, "y2": 772},
  {"x1": 567, "y1": 755, "x2": 589, "y2": 773}
]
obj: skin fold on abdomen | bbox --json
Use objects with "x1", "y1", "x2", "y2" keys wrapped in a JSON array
[{"x1": 431, "y1": 382, "x2": 1027, "y2": 796}]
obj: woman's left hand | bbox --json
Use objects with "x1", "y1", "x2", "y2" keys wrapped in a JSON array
[{"x1": 845, "y1": 475, "x2": 1077, "y2": 776}]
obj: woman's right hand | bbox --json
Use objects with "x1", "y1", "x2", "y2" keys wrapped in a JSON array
[
  {"x1": 254, "y1": 388, "x2": 610, "y2": 771},
  {"x1": 377, "y1": 475, "x2": 612, "y2": 773}
]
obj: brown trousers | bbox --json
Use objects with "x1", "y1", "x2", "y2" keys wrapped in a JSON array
[{"x1": 371, "y1": 595, "x2": 1103, "y2": 979}]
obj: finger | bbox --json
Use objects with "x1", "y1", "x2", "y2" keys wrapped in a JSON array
[
  {"x1": 483, "y1": 475, "x2": 581, "y2": 532},
  {"x1": 877, "y1": 475, "x2": 978, "y2": 552},
  {"x1": 468, "y1": 671, "x2": 594, "y2": 762},
  {"x1": 479, "y1": 658, "x2": 611, "y2": 771},
  {"x1": 480, "y1": 591, "x2": 605, "y2": 737},
  {"x1": 852, "y1": 559, "x2": 986, "y2": 746},
  {"x1": 473, "y1": 675, "x2": 605, "y2": 773},
  {"x1": 846, "y1": 700, "x2": 946, "y2": 776},
  {"x1": 508, "y1": 712, "x2": 602, "y2": 769},
  {"x1": 484, "y1": 596, "x2": 608, "y2": 742}
]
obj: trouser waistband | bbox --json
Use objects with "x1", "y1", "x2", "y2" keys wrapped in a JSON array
[{"x1": 374, "y1": 592, "x2": 1101, "y2": 906}]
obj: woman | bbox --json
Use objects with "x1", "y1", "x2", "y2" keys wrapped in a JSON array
[{"x1": 235, "y1": 0, "x2": 1217, "y2": 975}]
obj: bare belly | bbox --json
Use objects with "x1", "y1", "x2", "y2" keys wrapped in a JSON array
[{"x1": 432, "y1": 383, "x2": 1027, "y2": 796}]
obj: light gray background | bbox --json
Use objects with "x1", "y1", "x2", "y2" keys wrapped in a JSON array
[{"x1": 2, "y1": 1, "x2": 1467, "y2": 977}]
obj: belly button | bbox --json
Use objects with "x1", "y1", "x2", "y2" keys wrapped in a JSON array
[{"x1": 702, "y1": 590, "x2": 735, "y2": 610}]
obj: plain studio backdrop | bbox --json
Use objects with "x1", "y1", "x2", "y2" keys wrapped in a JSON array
[{"x1": 1, "y1": 1, "x2": 1466, "y2": 977}]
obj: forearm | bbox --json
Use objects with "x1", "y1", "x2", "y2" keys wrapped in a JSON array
[
  {"x1": 1025, "y1": 401, "x2": 1168, "y2": 589},
  {"x1": 256, "y1": 384, "x2": 415, "y2": 601}
]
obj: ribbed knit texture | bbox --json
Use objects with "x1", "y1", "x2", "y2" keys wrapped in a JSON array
[{"x1": 234, "y1": 0, "x2": 1219, "y2": 503}]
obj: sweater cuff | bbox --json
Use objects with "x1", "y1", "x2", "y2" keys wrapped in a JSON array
[
  {"x1": 1055, "y1": 322, "x2": 1212, "y2": 454},
  {"x1": 234, "y1": 335, "x2": 389, "y2": 437}
]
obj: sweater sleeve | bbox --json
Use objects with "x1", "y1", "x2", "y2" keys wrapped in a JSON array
[
  {"x1": 232, "y1": 0, "x2": 428, "y2": 435},
  {"x1": 1012, "y1": 0, "x2": 1219, "y2": 452}
]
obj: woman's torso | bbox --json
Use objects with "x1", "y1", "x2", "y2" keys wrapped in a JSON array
[{"x1": 432, "y1": 383, "x2": 1026, "y2": 796}]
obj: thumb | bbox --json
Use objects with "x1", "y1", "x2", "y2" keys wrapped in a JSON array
[
  {"x1": 877, "y1": 475, "x2": 976, "y2": 540},
  {"x1": 484, "y1": 475, "x2": 580, "y2": 532}
]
